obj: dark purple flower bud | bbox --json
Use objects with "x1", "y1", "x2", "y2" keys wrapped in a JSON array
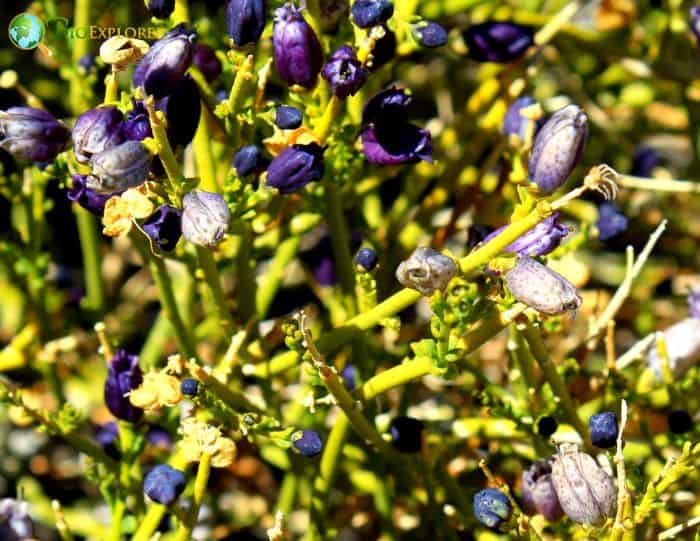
[
  {"x1": 689, "y1": 288, "x2": 700, "y2": 319},
  {"x1": 267, "y1": 143, "x2": 324, "y2": 193},
  {"x1": 589, "y1": 412, "x2": 618, "y2": 449},
  {"x1": 389, "y1": 416, "x2": 424, "y2": 453},
  {"x1": 273, "y1": 4, "x2": 323, "y2": 89},
  {"x1": 351, "y1": 0, "x2": 394, "y2": 28},
  {"x1": 370, "y1": 27, "x2": 396, "y2": 69},
  {"x1": 503, "y1": 96, "x2": 543, "y2": 140},
  {"x1": 630, "y1": 145, "x2": 660, "y2": 177},
  {"x1": 473, "y1": 488, "x2": 511, "y2": 529},
  {"x1": 181, "y1": 378, "x2": 199, "y2": 396},
  {"x1": 314, "y1": 256, "x2": 337, "y2": 285},
  {"x1": 144, "y1": 464, "x2": 187, "y2": 505},
  {"x1": 233, "y1": 145, "x2": 268, "y2": 176},
  {"x1": 146, "y1": 426, "x2": 173, "y2": 448},
  {"x1": 522, "y1": 459, "x2": 564, "y2": 522},
  {"x1": 181, "y1": 190, "x2": 231, "y2": 247},
  {"x1": 95, "y1": 421, "x2": 120, "y2": 459},
  {"x1": 193, "y1": 43, "x2": 222, "y2": 82},
  {"x1": 483, "y1": 213, "x2": 568, "y2": 257},
  {"x1": 132, "y1": 24, "x2": 196, "y2": 98},
  {"x1": 528, "y1": 104, "x2": 588, "y2": 194},
  {"x1": 275, "y1": 105, "x2": 303, "y2": 129},
  {"x1": 124, "y1": 101, "x2": 152, "y2": 141},
  {"x1": 87, "y1": 140, "x2": 152, "y2": 194},
  {"x1": 148, "y1": 0, "x2": 175, "y2": 18},
  {"x1": 142, "y1": 205, "x2": 182, "y2": 251},
  {"x1": 216, "y1": 89, "x2": 229, "y2": 102},
  {"x1": 463, "y1": 21, "x2": 534, "y2": 63},
  {"x1": 322, "y1": 45, "x2": 368, "y2": 99},
  {"x1": 291, "y1": 429, "x2": 323, "y2": 457},
  {"x1": 104, "y1": 349, "x2": 143, "y2": 422},
  {"x1": 72, "y1": 106, "x2": 125, "y2": 164},
  {"x1": 341, "y1": 364, "x2": 357, "y2": 391},
  {"x1": 691, "y1": 6, "x2": 700, "y2": 42},
  {"x1": 668, "y1": 409, "x2": 693, "y2": 434},
  {"x1": 227, "y1": 0, "x2": 266, "y2": 47},
  {"x1": 597, "y1": 202, "x2": 628, "y2": 241},
  {"x1": 355, "y1": 247, "x2": 378, "y2": 271},
  {"x1": 78, "y1": 53, "x2": 97, "y2": 72},
  {"x1": 159, "y1": 75, "x2": 201, "y2": 147},
  {"x1": 0, "y1": 106, "x2": 69, "y2": 163},
  {"x1": 66, "y1": 174, "x2": 113, "y2": 216},
  {"x1": 0, "y1": 499, "x2": 34, "y2": 541},
  {"x1": 414, "y1": 21, "x2": 447, "y2": 48}
]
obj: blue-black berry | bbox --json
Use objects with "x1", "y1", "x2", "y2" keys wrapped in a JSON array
[
  {"x1": 389, "y1": 416, "x2": 424, "y2": 453},
  {"x1": 291, "y1": 430, "x2": 323, "y2": 457},
  {"x1": 355, "y1": 247, "x2": 378, "y2": 271},
  {"x1": 143, "y1": 464, "x2": 187, "y2": 505},
  {"x1": 275, "y1": 105, "x2": 303, "y2": 129},
  {"x1": 589, "y1": 412, "x2": 618, "y2": 448},
  {"x1": 537, "y1": 415, "x2": 557, "y2": 437},
  {"x1": 181, "y1": 378, "x2": 199, "y2": 396},
  {"x1": 668, "y1": 410, "x2": 693, "y2": 434},
  {"x1": 473, "y1": 487, "x2": 511, "y2": 529}
]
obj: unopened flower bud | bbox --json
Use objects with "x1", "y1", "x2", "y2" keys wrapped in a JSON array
[
  {"x1": 132, "y1": 24, "x2": 196, "y2": 98},
  {"x1": 351, "y1": 0, "x2": 394, "y2": 29},
  {"x1": 72, "y1": 106, "x2": 125, "y2": 164},
  {"x1": 227, "y1": 0, "x2": 266, "y2": 47},
  {"x1": 142, "y1": 205, "x2": 182, "y2": 251},
  {"x1": 0, "y1": 106, "x2": 69, "y2": 163},
  {"x1": 99, "y1": 36, "x2": 150, "y2": 70},
  {"x1": 148, "y1": 0, "x2": 175, "y2": 19},
  {"x1": 589, "y1": 412, "x2": 618, "y2": 449},
  {"x1": 647, "y1": 317, "x2": 700, "y2": 380},
  {"x1": 273, "y1": 4, "x2": 323, "y2": 89},
  {"x1": 413, "y1": 21, "x2": 448, "y2": 48},
  {"x1": 87, "y1": 140, "x2": 152, "y2": 194},
  {"x1": 389, "y1": 416, "x2": 424, "y2": 453},
  {"x1": 396, "y1": 247, "x2": 456, "y2": 295},
  {"x1": 181, "y1": 190, "x2": 231, "y2": 247},
  {"x1": 159, "y1": 75, "x2": 201, "y2": 146},
  {"x1": 143, "y1": 464, "x2": 186, "y2": 505},
  {"x1": 503, "y1": 95, "x2": 543, "y2": 140},
  {"x1": 473, "y1": 488, "x2": 511, "y2": 529},
  {"x1": 291, "y1": 430, "x2": 323, "y2": 457},
  {"x1": 597, "y1": 202, "x2": 628, "y2": 241},
  {"x1": 463, "y1": 21, "x2": 533, "y2": 63},
  {"x1": 233, "y1": 145, "x2": 268, "y2": 177},
  {"x1": 355, "y1": 247, "x2": 378, "y2": 271},
  {"x1": 528, "y1": 104, "x2": 588, "y2": 194},
  {"x1": 550, "y1": 443, "x2": 616, "y2": 526},
  {"x1": 193, "y1": 43, "x2": 222, "y2": 82},
  {"x1": 522, "y1": 459, "x2": 564, "y2": 522},
  {"x1": 322, "y1": 45, "x2": 368, "y2": 99},
  {"x1": 104, "y1": 349, "x2": 143, "y2": 422},
  {"x1": 631, "y1": 145, "x2": 660, "y2": 176},
  {"x1": 275, "y1": 105, "x2": 303, "y2": 129},
  {"x1": 267, "y1": 143, "x2": 324, "y2": 193},
  {"x1": 483, "y1": 213, "x2": 568, "y2": 258},
  {"x1": 505, "y1": 257, "x2": 581, "y2": 315}
]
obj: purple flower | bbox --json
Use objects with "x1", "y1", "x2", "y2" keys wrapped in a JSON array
[
  {"x1": 503, "y1": 96, "x2": 543, "y2": 140},
  {"x1": 193, "y1": 43, "x2": 222, "y2": 82},
  {"x1": 351, "y1": 0, "x2": 394, "y2": 28},
  {"x1": 159, "y1": 75, "x2": 201, "y2": 147},
  {"x1": 691, "y1": 5, "x2": 700, "y2": 42},
  {"x1": 227, "y1": 0, "x2": 266, "y2": 47},
  {"x1": 72, "y1": 106, "x2": 125, "y2": 164},
  {"x1": 522, "y1": 459, "x2": 564, "y2": 522},
  {"x1": 148, "y1": 0, "x2": 175, "y2": 18},
  {"x1": 273, "y1": 4, "x2": 323, "y2": 89},
  {"x1": 463, "y1": 21, "x2": 534, "y2": 63},
  {"x1": 597, "y1": 202, "x2": 627, "y2": 241},
  {"x1": 86, "y1": 140, "x2": 152, "y2": 194},
  {"x1": 142, "y1": 205, "x2": 183, "y2": 251},
  {"x1": 630, "y1": 146, "x2": 660, "y2": 177},
  {"x1": 233, "y1": 145, "x2": 268, "y2": 176},
  {"x1": 322, "y1": 45, "x2": 368, "y2": 99},
  {"x1": 132, "y1": 24, "x2": 196, "y2": 98},
  {"x1": 95, "y1": 421, "x2": 120, "y2": 459},
  {"x1": 360, "y1": 88, "x2": 433, "y2": 165},
  {"x1": 267, "y1": 143, "x2": 324, "y2": 193},
  {"x1": 689, "y1": 288, "x2": 700, "y2": 319},
  {"x1": 0, "y1": 106, "x2": 69, "y2": 163},
  {"x1": 414, "y1": 21, "x2": 448, "y2": 48},
  {"x1": 104, "y1": 349, "x2": 143, "y2": 422},
  {"x1": 528, "y1": 104, "x2": 588, "y2": 194},
  {"x1": 181, "y1": 190, "x2": 231, "y2": 247},
  {"x1": 66, "y1": 174, "x2": 113, "y2": 216},
  {"x1": 483, "y1": 213, "x2": 568, "y2": 257}
]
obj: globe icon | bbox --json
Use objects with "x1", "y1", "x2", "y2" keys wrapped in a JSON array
[{"x1": 8, "y1": 13, "x2": 45, "y2": 51}]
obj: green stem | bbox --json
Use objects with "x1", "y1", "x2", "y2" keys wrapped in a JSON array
[
  {"x1": 70, "y1": 0, "x2": 91, "y2": 114},
  {"x1": 175, "y1": 452, "x2": 211, "y2": 541},
  {"x1": 256, "y1": 235, "x2": 300, "y2": 318},
  {"x1": 146, "y1": 100, "x2": 182, "y2": 201},
  {"x1": 193, "y1": 111, "x2": 218, "y2": 192},
  {"x1": 75, "y1": 207, "x2": 105, "y2": 316},
  {"x1": 236, "y1": 223, "x2": 256, "y2": 322},
  {"x1": 324, "y1": 181, "x2": 356, "y2": 316},
  {"x1": 108, "y1": 500, "x2": 125, "y2": 541},
  {"x1": 277, "y1": 471, "x2": 298, "y2": 514},
  {"x1": 314, "y1": 96, "x2": 343, "y2": 143},
  {"x1": 196, "y1": 246, "x2": 233, "y2": 333}
]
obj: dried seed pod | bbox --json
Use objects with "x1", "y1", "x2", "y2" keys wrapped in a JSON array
[
  {"x1": 528, "y1": 104, "x2": 588, "y2": 194},
  {"x1": 395, "y1": 247, "x2": 456, "y2": 295},
  {"x1": 550, "y1": 443, "x2": 616, "y2": 526},
  {"x1": 181, "y1": 190, "x2": 231, "y2": 247},
  {"x1": 99, "y1": 36, "x2": 149, "y2": 70},
  {"x1": 646, "y1": 317, "x2": 700, "y2": 380},
  {"x1": 86, "y1": 141, "x2": 152, "y2": 194},
  {"x1": 505, "y1": 257, "x2": 581, "y2": 315}
]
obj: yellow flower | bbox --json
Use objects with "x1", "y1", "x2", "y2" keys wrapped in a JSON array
[
  {"x1": 102, "y1": 185, "x2": 156, "y2": 237},
  {"x1": 180, "y1": 417, "x2": 237, "y2": 468},
  {"x1": 129, "y1": 372, "x2": 182, "y2": 410}
]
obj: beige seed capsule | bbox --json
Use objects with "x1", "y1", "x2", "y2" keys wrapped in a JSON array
[
  {"x1": 550, "y1": 443, "x2": 616, "y2": 526},
  {"x1": 646, "y1": 317, "x2": 700, "y2": 380},
  {"x1": 505, "y1": 257, "x2": 581, "y2": 315},
  {"x1": 395, "y1": 247, "x2": 457, "y2": 296}
]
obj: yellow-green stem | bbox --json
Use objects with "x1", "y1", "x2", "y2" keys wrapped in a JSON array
[{"x1": 175, "y1": 452, "x2": 211, "y2": 541}]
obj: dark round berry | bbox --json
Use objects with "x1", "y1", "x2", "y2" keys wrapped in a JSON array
[
  {"x1": 389, "y1": 416, "x2": 424, "y2": 453},
  {"x1": 668, "y1": 410, "x2": 693, "y2": 434},
  {"x1": 292, "y1": 430, "x2": 323, "y2": 457},
  {"x1": 355, "y1": 247, "x2": 378, "y2": 271},
  {"x1": 180, "y1": 378, "x2": 199, "y2": 397},
  {"x1": 341, "y1": 364, "x2": 357, "y2": 391},
  {"x1": 537, "y1": 416, "x2": 557, "y2": 437},
  {"x1": 589, "y1": 412, "x2": 618, "y2": 448},
  {"x1": 351, "y1": 0, "x2": 394, "y2": 29},
  {"x1": 473, "y1": 488, "x2": 511, "y2": 529},
  {"x1": 143, "y1": 464, "x2": 187, "y2": 505},
  {"x1": 275, "y1": 105, "x2": 303, "y2": 130},
  {"x1": 414, "y1": 21, "x2": 448, "y2": 48},
  {"x1": 233, "y1": 145, "x2": 267, "y2": 177}
]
